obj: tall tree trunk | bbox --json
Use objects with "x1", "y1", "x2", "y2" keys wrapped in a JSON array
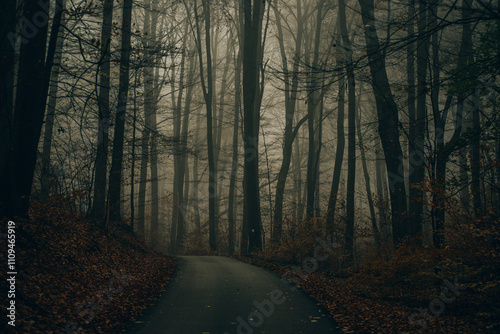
[
  {"x1": 194, "y1": 0, "x2": 218, "y2": 251},
  {"x1": 213, "y1": 37, "x2": 232, "y2": 241},
  {"x1": 271, "y1": 0, "x2": 304, "y2": 242},
  {"x1": 314, "y1": 88, "x2": 325, "y2": 219},
  {"x1": 91, "y1": 0, "x2": 115, "y2": 222},
  {"x1": 430, "y1": 0, "x2": 444, "y2": 247},
  {"x1": 327, "y1": 68, "x2": 346, "y2": 239},
  {"x1": 228, "y1": 47, "x2": 242, "y2": 255},
  {"x1": 204, "y1": 0, "x2": 218, "y2": 251},
  {"x1": 306, "y1": 0, "x2": 325, "y2": 219},
  {"x1": 243, "y1": 0, "x2": 265, "y2": 254},
  {"x1": 176, "y1": 45, "x2": 196, "y2": 252},
  {"x1": 432, "y1": 97, "x2": 457, "y2": 247},
  {"x1": 497, "y1": 0, "x2": 500, "y2": 208},
  {"x1": 306, "y1": 71, "x2": 316, "y2": 219},
  {"x1": 241, "y1": 177, "x2": 249, "y2": 255},
  {"x1": 214, "y1": 41, "x2": 231, "y2": 164},
  {"x1": 434, "y1": 0, "x2": 472, "y2": 242},
  {"x1": 358, "y1": 0, "x2": 409, "y2": 244},
  {"x1": 108, "y1": 0, "x2": 133, "y2": 222},
  {"x1": 408, "y1": 0, "x2": 429, "y2": 241},
  {"x1": 407, "y1": 0, "x2": 416, "y2": 202},
  {"x1": 339, "y1": 0, "x2": 356, "y2": 263},
  {"x1": 375, "y1": 135, "x2": 391, "y2": 242},
  {"x1": 3, "y1": 0, "x2": 63, "y2": 218},
  {"x1": 170, "y1": 22, "x2": 188, "y2": 254},
  {"x1": 192, "y1": 113, "x2": 202, "y2": 236},
  {"x1": 137, "y1": 126, "x2": 150, "y2": 240},
  {"x1": 0, "y1": 0, "x2": 16, "y2": 212},
  {"x1": 295, "y1": 122, "x2": 305, "y2": 224},
  {"x1": 497, "y1": 101, "x2": 500, "y2": 207},
  {"x1": 150, "y1": 109, "x2": 159, "y2": 250},
  {"x1": 130, "y1": 80, "x2": 138, "y2": 232},
  {"x1": 149, "y1": 2, "x2": 160, "y2": 251},
  {"x1": 357, "y1": 104, "x2": 379, "y2": 246},
  {"x1": 41, "y1": 1, "x2": 67, "y2": 199},
  {"x1": 459, "y1": 129, "x2": 470, "y2": 211},
  {"x1": 184, "y1": 162, "x2": 190, "y2": 215},
  {"x1": 471, "y1": 89, "x2": 482, "y2": 216},
  {"x1": 137, "y1": 0, "x2": 154, "y2": 240}
]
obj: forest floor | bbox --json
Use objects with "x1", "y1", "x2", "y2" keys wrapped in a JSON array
[
  {"x1": 234, "y1": 255, "x2": 498, "y2": 334},
  {"x1": 0, "y1": 202, "x2": 176, "y2": 334},
  {"x1": 1, "y1": 202, "x2": 497, "y2": 333}
]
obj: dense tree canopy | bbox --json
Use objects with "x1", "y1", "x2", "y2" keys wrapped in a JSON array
[{"x1": 1, "y1": 0, "x2": 498, "y2": 259}]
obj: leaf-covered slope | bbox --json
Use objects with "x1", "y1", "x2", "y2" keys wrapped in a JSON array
[{"x1": 0, "y1": 203, "x2": 176, "y2": 334}]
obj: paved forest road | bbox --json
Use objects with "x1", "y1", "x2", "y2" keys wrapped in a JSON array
[{"x1": 124, "y1": 256, "x2": 340, "y2": 334}]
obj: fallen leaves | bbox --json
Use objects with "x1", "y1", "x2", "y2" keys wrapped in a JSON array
[
  {"x1": 0, "y1": 202, "x2": 176, "y2": 333},
  {"x1": 234, "y1": 255, "x2": 497, "y2": 334}
]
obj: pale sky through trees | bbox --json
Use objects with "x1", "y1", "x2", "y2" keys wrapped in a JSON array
[{"x1": 1, "y1": 0, "x2": 499, "y2": 252}]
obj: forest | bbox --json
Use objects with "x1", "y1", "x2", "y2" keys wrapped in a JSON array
[{"x1": 0, "y1": 0, "x2": 499, "y2": 333}]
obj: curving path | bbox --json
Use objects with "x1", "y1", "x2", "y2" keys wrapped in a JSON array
[{"x1": 124, "y1": 256, "x2": 340, "y2": 334}]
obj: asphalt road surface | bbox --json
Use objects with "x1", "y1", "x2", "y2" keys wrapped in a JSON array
[{"x1": 124, "y1": 256, "x2": 340, "y2": 334}]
